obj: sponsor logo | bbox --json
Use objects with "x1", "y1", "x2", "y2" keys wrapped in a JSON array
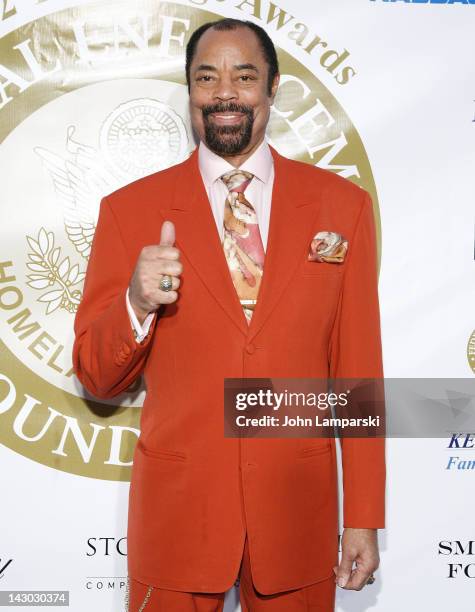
[
  {"x1": 85, "y1": 578, "x2": 127, "y2": 591},
  {"x1": 0, "y1": 557, "x2": 13, "y2": 580},
  {"x1": 85, "y1": 537, "x2": 127, "y2": 591},
  {"x1": 438, "y1": 541, "x2": 475, "y2": 578},
  {"x1": 87, "y1": 537, "x2": 127, "y2": 557},
  {"x1": 446, "y1": 433, "x2": 475, "y2": 470},
  {"x1": 370, "y1": 0, "x2": 475, "y2": 5}
]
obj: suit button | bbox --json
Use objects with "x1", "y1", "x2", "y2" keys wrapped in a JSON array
[
  {"x1": 122, "y1": 343, "x2": 131, "y2": 355},
  {"x1": 245, "y1": 343, "x2": 255, "y2": 355}
]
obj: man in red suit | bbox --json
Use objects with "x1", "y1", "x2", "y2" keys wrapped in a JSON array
[{"x1": 73, "y1": 17, "x2": 385, "y2": 612}]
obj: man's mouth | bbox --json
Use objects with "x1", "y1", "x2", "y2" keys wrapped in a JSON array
[
  {"x1": 208, "y1": 112, "x2": 245, "y2": 125},
  {"x1": 201, "y1": 104, "x2": 254, "y2": 153}
]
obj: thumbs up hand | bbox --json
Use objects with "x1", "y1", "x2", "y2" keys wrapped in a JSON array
[{"x1": 129, "y1": 220, "x2": 182, "y2": 324}]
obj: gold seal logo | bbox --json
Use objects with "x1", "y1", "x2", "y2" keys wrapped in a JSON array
[
  {"x1": 468, "y1": 330, "x2": 475, "y2": 374},
  {"x1": 100, "y1": 98, "x2": 188, "y2": 178},
  {"x1": 0, "y1": 1, "x2": 380, "y2": 480}
]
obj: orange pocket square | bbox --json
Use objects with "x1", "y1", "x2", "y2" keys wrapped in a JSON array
[{"x1": 307, "y1": 231, "x2": 348, "y2": 263}]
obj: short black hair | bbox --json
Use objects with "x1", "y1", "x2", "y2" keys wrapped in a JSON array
[{"x1": 185, "y1": 18, "x2": 279, "y2": 96}]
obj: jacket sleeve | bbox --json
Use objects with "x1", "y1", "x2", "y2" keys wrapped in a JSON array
[
  {"x1": 72, "y1": 196, "x2": 157, "y2": 399},
  {"x1": 328, "y1": 190, "x2": 386, "y2": 528}
]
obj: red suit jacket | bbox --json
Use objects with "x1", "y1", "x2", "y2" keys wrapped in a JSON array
[{"x1": 73, "y1": 145, "x2": 385, "y2": 595}]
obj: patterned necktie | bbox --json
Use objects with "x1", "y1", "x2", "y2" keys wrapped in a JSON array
[{"x1": 221, "y1": 169, "x2": 265, "y2": 324}]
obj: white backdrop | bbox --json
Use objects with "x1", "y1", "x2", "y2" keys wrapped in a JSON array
[{"x1": 1, "y1": 1, "x2": 474, "y2": 610}]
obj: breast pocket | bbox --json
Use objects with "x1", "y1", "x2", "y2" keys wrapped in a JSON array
[{"x1": 300, "y1": 260, "x2": 345, "y2": 278}]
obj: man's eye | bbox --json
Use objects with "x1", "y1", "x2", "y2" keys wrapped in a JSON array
[
  {"x1": 197, "y1": 75, "x2": 213, "y2": 82},
  {"x1": 239, "y1": 75, "x2": 254, "y2": 82}
]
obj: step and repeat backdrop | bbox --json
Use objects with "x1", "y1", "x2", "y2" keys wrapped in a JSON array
[{"x1": 0, "y1": 0, "x2": 474, "y2": 610}]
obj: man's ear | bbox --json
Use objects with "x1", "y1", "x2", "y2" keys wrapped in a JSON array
[{"x1": 269, "y1": 73, "x2": 280, "y2": 102}]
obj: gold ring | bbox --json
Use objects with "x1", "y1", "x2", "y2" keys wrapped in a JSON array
[{"x1": 366, "y1": 574, "x2": 376, "y2": 585}]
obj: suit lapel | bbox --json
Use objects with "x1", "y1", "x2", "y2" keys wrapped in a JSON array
[
  {"x1": 246, "y1": 148, "x2": 323, "y2": 342},
  {"x1": 162, "y1": 149, "x2": 249, "y2": 336}
]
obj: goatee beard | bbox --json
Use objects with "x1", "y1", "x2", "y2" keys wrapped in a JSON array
[{"x1": 201, "y1": 103, "x2": 254, "y2": 155}]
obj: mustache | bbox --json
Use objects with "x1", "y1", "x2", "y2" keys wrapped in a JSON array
[{"x1": 202, "y1": 103, "x2": 253, "y2": 118}]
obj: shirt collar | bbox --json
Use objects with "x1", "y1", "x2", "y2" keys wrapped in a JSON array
[{"x1": 198, "y1": 139, "x2": 273, "y2": 189}]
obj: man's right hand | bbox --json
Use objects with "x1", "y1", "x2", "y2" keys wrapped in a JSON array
[{"x1": 128, "y1": 220, "x2": 182, "y2": 325}]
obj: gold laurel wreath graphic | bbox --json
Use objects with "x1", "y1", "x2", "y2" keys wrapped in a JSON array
[{"x1": 26, "y1": 227, "x2": 86, "y2": 314}]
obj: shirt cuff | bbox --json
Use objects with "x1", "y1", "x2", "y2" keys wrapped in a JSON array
[{"x1": 125, "y1": 288, "x2": 155, "y2": 343}]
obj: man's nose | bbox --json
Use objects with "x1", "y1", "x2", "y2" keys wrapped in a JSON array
[{"x1": 213, "y1": 76, "x2": 238, "y2": 101}]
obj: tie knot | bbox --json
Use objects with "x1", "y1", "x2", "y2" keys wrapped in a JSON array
[{"x1": 221, "y1": 169, "x2": 254, "y2": 193}]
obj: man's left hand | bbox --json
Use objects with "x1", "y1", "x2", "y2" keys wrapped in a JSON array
[{"x1": 333, "y1": 528, "x2": 380, "y2": 590}]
